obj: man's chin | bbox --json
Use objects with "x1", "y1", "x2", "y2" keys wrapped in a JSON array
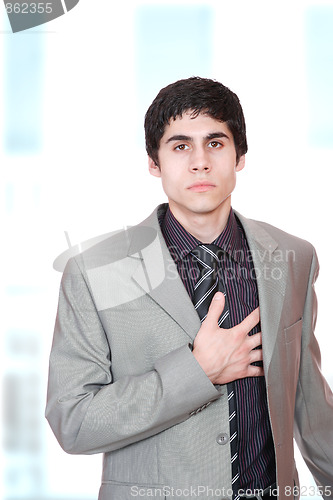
[
  {"x1": 180, "y1": 204, "x2": 226, "y2": 217},
  {"x1": 169, "y1": 195, "x2": 231, "y2": 218}
]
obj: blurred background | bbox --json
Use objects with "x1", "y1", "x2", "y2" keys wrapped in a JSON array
[{"x1": 1, "y1": 0, "x2": 333, "y2": 498}]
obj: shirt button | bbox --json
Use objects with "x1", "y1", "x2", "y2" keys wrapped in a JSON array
[{"x1": 216, "y1": 433, "x2": 229, "y2": 445}]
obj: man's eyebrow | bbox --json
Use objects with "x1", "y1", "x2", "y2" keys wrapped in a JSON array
[
  {"x1": 165, "y1": 132, "x2": 230, "y2": 144},
  {"x1": 165, "y1": 134, "x2": 192, "y2": 144},
  {"x1": 206, "y1": 132, "x2": 230, "y2": 140}
]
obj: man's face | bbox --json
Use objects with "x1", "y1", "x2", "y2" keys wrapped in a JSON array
[{"x1": 148, "y1": 111, "x2": 245, "y2": 221}]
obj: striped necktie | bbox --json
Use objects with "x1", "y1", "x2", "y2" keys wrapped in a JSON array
[{"x1": 191, "y1": 244, "x2": 240, "y2": 499}]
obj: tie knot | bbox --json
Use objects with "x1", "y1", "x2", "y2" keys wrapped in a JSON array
[{"x1": 191, "y1": 244, "x2": 222, "y2": 269}]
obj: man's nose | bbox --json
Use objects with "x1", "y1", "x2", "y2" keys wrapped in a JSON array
[{"x1": 189, "y1": 147, "x2": 211, "y2": 172}]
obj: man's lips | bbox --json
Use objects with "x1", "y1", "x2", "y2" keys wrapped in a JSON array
[{"x1": 187, "y1": 182, "x2": 216, "y2": 192}]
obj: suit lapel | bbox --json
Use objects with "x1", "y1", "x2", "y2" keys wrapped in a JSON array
[
  {"x1": 128, "y1": 207, "x2": 201, "y2": 342},
  {"x1": 235, "y1": 212, "x2": 287, "y2": 372}
]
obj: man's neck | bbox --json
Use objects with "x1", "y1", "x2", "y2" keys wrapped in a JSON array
[{"x1": 168, "y1": 201, "x2": 231, "y2": 243}]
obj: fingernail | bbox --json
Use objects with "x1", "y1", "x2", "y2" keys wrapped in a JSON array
[{"x1": 214, "y1": 292, "x2": 222, "y2": 300}]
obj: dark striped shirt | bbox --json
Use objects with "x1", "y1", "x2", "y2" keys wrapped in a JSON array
[{"x1": 159, "y1": 205, "x2": 276, "y2": 491}]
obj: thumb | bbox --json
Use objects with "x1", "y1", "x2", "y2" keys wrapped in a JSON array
[{"x1": 204, "y1": 292, "x2": 225, "y2": 326}]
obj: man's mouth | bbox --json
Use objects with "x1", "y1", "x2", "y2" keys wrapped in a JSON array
[{"x1": 187, "y1": 181, "x2": 216, "y2": 192}]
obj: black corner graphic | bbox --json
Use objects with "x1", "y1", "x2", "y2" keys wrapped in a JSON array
[{"x1": 4, "y1": 0, "x2": 80, "y2": 33}]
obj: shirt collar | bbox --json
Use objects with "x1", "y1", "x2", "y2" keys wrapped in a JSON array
[
  {"x1": 161, "y1": 206, "x2": 200, "y2": 263},
  {"x1": 212, "y1": 210, "x2": 245, "y2": 264},
  {"x1": 161, "y1": 205, "x2": 245, "y2": 264}
]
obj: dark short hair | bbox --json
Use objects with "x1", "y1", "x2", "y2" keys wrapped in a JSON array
[{"x1": 144, "y1": 76, "x2": 248, "y2": 166}]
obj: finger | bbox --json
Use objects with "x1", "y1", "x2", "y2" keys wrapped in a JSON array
[
  {"x1": 204, "y1": 292, "x2": 226, "y2": 326},
  {"x1": 249, "y1": 345, "x2": 263, "y2": 363},
  {"x1": 248, "y1": 331, "x2": 262, "y2": 350},
  {"x1": 246, "y1": 365, "x2": 264, "y2": 378},
  {"x1": 236, "y1": 307, "x2": 260, "y2": 336}
]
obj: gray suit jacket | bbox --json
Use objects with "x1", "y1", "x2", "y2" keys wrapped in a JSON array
[{"x1": 46, "y1": 204, "x2": 333, "y2": 500}]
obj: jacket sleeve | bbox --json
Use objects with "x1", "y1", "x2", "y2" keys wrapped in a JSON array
[
  {"x1": 294, "y1": 248, "x2": 333, "y2": 498},
  {"x1": 45, "y1": 257, "x2": 221, "y2": 455}
]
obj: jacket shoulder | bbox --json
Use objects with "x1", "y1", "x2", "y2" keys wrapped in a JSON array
[
  {"x1": 235, "y1": 211, "x2": 316, "y2": 259},
  {"x1": 60, "y1": 207, "x2": 163, "y2": 275},
  {"x1": 255, "y1": 219, "x2": 314, "y2": 251}
]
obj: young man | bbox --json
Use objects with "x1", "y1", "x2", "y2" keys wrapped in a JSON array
[{"x1": 46, "y1": 77, "x2": 333, "y2": 500}]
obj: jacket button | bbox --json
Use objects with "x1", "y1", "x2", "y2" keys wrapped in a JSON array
[{"x1": 216, "y1": 433, "x2": 229, "y2": 445}]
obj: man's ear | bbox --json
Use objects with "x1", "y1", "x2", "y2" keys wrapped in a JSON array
[
  {"x1": 148, "y1": 156, "x2": 161, "y2": 177},
  {"x1": 235, "y1": 155, "x2": 245, "y2": 172}
]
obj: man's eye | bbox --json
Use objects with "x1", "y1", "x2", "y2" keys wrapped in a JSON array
[
  {"x1": 175, "y1": 144, "x2": 189, "y2": 151},
  {"x1": 208, "y1": 141, "x2": 222, "y2": 148}
]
